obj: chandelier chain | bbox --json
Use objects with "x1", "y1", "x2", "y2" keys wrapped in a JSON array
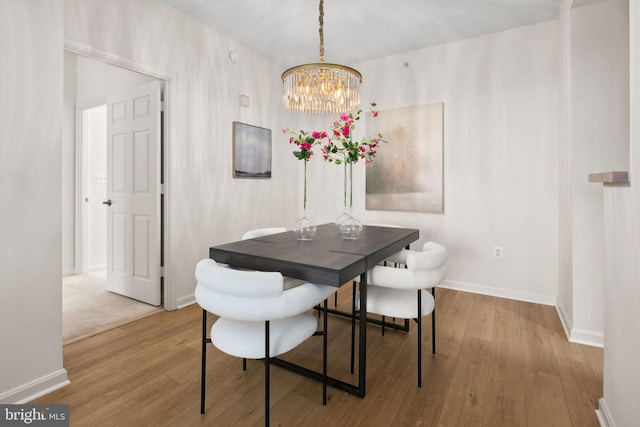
[{"x1": 319, "y1": 0, "x2": 325, "y2": 62}]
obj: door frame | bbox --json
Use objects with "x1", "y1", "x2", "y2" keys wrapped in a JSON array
[{"x1": 66, "y1": 43, "x2": 172, "y2": 309}]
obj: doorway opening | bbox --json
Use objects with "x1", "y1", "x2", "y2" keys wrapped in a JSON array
[{"x1": 63, "y1": 50, "x2": 167, "y2": 343}]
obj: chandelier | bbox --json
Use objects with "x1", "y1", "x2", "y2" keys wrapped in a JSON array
[{"x1": 281, "y1": 0, "x2": 362, "y2": 114}]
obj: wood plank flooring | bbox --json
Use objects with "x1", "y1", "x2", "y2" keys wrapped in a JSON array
[{"x1": 33, "y1": 287, "x2": 602, "y2": 426}]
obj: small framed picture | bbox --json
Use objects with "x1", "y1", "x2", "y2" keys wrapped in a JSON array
[{"x1": 232, "y1": 121, "x2": 272, "y2": 178}]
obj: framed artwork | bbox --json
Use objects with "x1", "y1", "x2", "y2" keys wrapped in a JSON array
[
  {"x1": 232, "y1": 121, "x2": 272, "y2": 178},
  {"x1": 365, "y1": 103, "x2": 444, "y2": 213}
]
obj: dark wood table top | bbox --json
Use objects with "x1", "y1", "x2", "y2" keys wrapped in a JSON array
[{"x1": 209, "y1": 223, "x2": 419, "y2": 286}]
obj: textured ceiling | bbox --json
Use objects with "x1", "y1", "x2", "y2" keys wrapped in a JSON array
[{"x1": 160, "y1": 0, "x2": 566, "y2": 68}]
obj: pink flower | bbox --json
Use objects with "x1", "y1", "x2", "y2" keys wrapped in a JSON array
[{"x1": 284, "y1": 102, "x2": 386, "y2": 166}]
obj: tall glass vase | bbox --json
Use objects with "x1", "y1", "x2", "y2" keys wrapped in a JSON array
[
  {"x1": 337, "y1": 162, "x2": 362, "y2": 240},
  {"x1": 334, "y1": 162, "x2": 352, "y2": 227},
  {"x1": 294, "y1": 159, "x2": 316, "y2": 241}
]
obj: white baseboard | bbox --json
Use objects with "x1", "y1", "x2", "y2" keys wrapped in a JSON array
[
  {"x1": 443, "y1": 280, "x2": 604, "y2": 347},
  {"x1": 176, "y1": 293, "x2": 196, "y2": 309},
  {"x1": 440, "y1": 280, "x2": 556, "y2": 306},
  {"x1": 0, "y1": 369, "x2": 69, "y2": 404},
  {"x1": 556, "y1": 305, "x2": 604, "y2": 348},
  {"x1": 596, "y1": 398, "x2": 615, "y2": 427},
  {"x1": 62, "y1": 269, "x2": 76, "y2": 277},
  {"x1": 87, "y1": 264, "x2": 106, "y2": 274},
  {"x1": 569, "y1": 328, "x2": 604, "y2": 348},
  {"x1": 556, "y1": 304, "x2": 573, "y2": 340}
]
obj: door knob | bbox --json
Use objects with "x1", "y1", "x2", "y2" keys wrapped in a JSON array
[{"x1": 102, "y1": 199, "x2": 113, "y2": 206}]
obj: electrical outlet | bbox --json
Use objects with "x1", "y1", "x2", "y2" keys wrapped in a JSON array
[{"x1": 492, "y1": 246, "x2": 503, "y2": 259}]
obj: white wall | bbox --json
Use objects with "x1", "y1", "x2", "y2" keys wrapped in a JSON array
[
  {"x1": 572, "y1": 0, "x2": 629, "y2": 344},
  {"x1": 0, "y1": 0, "x2": 69, "y2": 403},
  {"x1": 556, "y1": 0, "x2": 629, "y2": 347},
  {"x1": 62, "y1": 51, "x2": 77, "y2": 276},
  {"x1": 306, "y1": 21, "x2": 563, "y2": 305},
  {"x1": 597, "y1": 1, "x2": 640, "y2": 425},
  {"x1": 557, "y1": 0, "x2": 575, "y2": 349},
  {"x1": 64, "y1": 0, "x2": 303, "y2": 309}
]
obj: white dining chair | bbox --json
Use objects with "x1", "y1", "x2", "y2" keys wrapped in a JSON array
[
  {"x1": 241, "y1": 227, "x2": 287, "y2": 240},
  {"x1": 242, "y1": 227, "x2": 305, "y2": 290},
  {"x1": 195, "y1": 258, "x2": 335, "y2": 425},
  {"x1": 354, "y1": 241, "x2": 447, "y2": 387}
]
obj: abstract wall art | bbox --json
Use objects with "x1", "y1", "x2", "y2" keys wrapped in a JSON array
[{"x1": 365, "y1": 103, "x2": 444, "y2": 213}]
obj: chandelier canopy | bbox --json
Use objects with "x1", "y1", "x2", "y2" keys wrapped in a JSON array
[{"x1": 281, "y1": 0, "x2": 362, "y2": 114}]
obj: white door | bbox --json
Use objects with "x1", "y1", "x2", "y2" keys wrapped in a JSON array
[{"x1": 106, "y1": 81, "x2": 162, "y2": 306}]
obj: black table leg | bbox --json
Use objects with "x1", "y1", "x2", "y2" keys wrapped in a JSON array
[{"x1": 358, "y1": 270, "x2": 367, "y2": 397}]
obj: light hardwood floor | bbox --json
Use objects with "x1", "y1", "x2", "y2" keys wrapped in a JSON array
[{"x1": 33, "y1": 287, "x2": 603, "y2": 426}]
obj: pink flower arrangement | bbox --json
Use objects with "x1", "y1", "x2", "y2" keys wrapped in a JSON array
[
  {"x1": 283, "y1": 103, "x2": 386, "y2": 165},
  {"x1": 282, "y1": 104, "x2": 387, "y2": 216},
  {"x1": 321, "y1": 103, "x2": 386, "y2": 165}
]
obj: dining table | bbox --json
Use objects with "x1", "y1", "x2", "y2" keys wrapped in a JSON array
[{"x1": 209, "y1": 223, "x2": 419, "y2": 397}]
